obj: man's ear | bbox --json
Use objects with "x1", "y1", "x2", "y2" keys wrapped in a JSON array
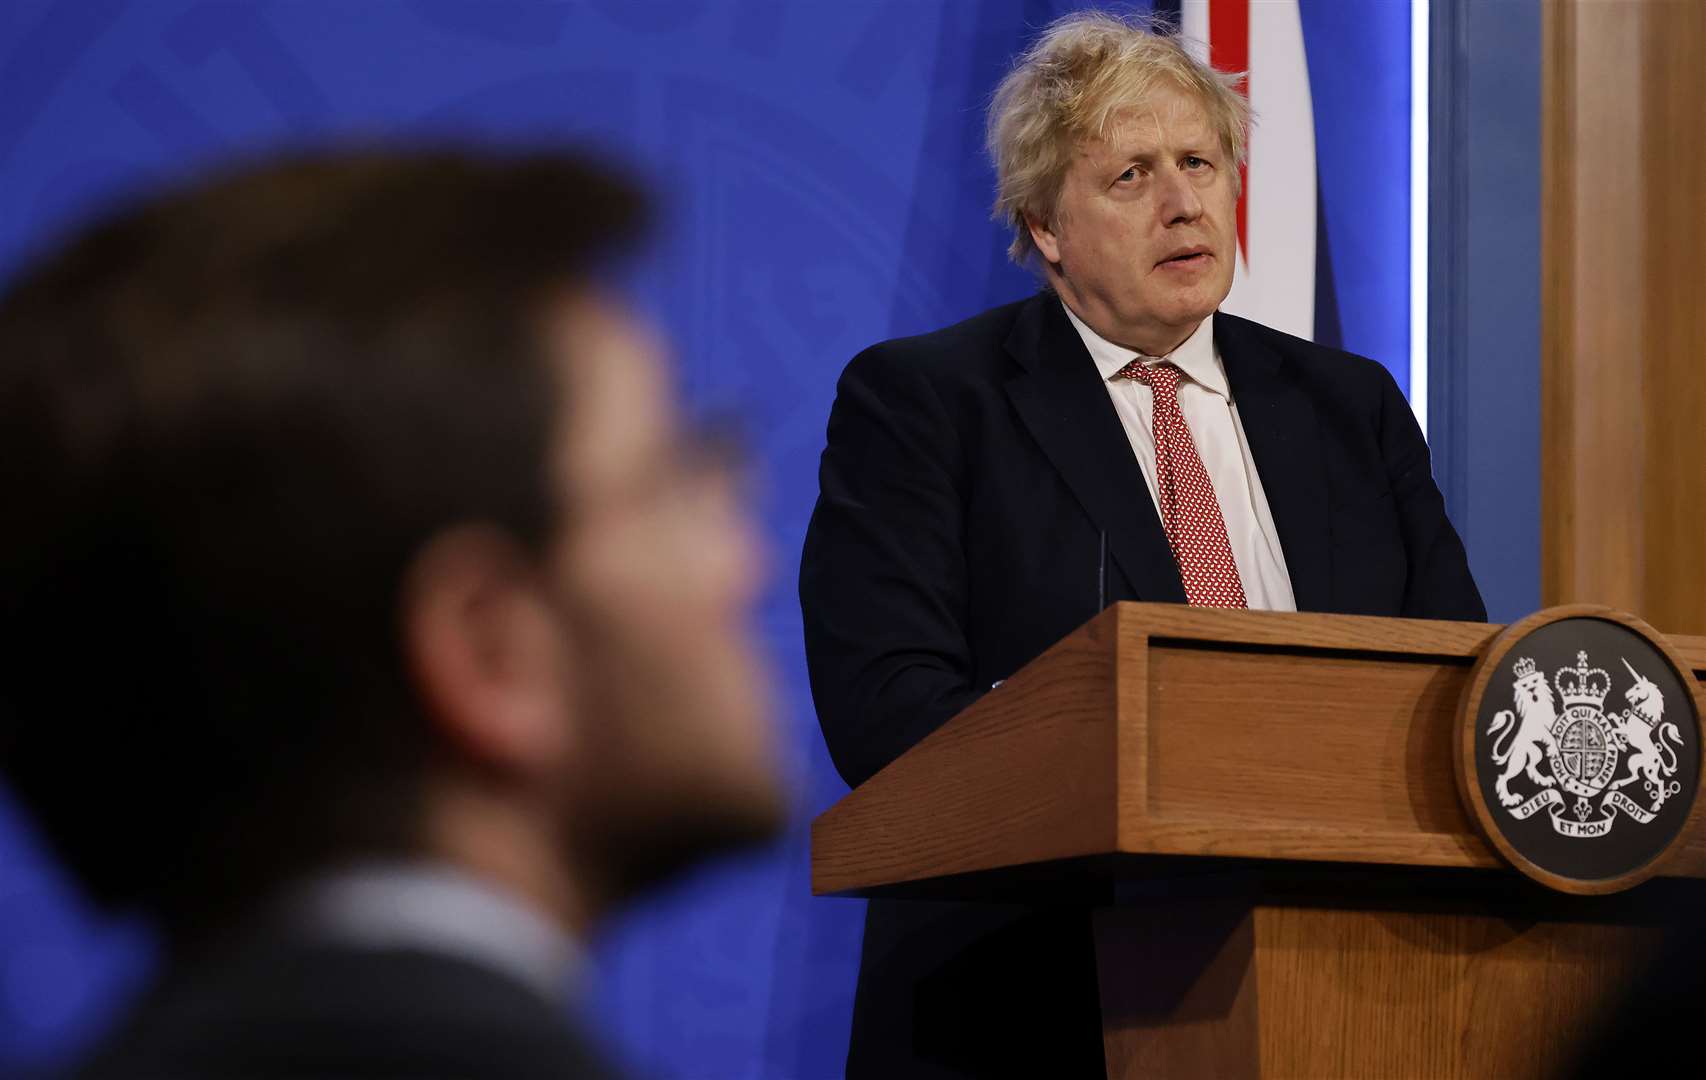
[
  {"x1": 1025, "y1": 210, "x2": 1062, "y2": 265},
  {"x1": 402, "y1": 524, "x2": 573, "y2": 777}
]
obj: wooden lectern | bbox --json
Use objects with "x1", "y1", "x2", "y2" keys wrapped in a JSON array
[{"x1": 811, "y1": 603, "x2": 1706, "y2": 1079}]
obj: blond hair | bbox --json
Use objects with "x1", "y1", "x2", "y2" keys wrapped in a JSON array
[{"x1": 987, "y1": 11, "x2": 1250, "y2": 265}]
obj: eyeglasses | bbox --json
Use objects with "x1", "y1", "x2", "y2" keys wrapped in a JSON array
[{"x1": 566, "y1": 415, "x2": 754, "y2": 525}]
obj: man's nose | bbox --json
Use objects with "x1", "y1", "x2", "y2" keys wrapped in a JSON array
[{"x1": 1156, "y1": 168, "x2": 1203, "y2": 226}]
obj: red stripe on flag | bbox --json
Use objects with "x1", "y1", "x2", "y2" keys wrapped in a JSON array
[{"x1": 1207, "y1": 0, "x2": 1250, "y2": 257}]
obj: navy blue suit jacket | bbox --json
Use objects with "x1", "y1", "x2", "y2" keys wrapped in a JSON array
[
  {"x1": 800, "y1": 293, "x2": 1485, "y2": 1078},
  {"x1": 76, "y1": 936, "x2": 624, "y2": 1079}
]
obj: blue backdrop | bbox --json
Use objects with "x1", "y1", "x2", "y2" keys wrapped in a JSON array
[{"x1": 0, "y1": 3, "x2": 1468, "y2": 1077}]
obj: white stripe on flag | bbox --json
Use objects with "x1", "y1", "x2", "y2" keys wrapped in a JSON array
[{"x1": 1221, "y1": 0, "x2": 1316, "y2": 342}]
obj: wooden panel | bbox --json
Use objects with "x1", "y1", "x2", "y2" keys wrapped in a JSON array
[
  {"x1": 1137, "y1": 625, "x2": 1706, "y2": 874},
  {"x1": 1672, "y1": 632, "x2": 1706, "y2": 679},
  {"x1": 1637, "y1": 2, "x2": 1706, "y2": 635},
  {"x1": 1112, "y1": 605, "x2": 1502, "y2": 867},
  {"x1": 1095, "y1": 902, "x2": 1259, "y2": 1080},
  {"x1": 813, "y1": 605, "x2": 1706, "y2": 897},
  {"x1": 1095, "y1": 894, "x2": 1665, "y2": 1080},
  {"x1": 1121, "y1": 603, "x2": 1499, "y2": 868},
  {"x1": 1543, "y1": 0, "x2": 1706, "y2": 633},
  {"x1": 1109, "y1": 603, "x2": 1499, "y2": 658},
  {"x1": 1541, "y1": 0, "x2": 1646, "y2": 615},
  {"x1": 809, "y1": 611, "x2": 1118, "y2": 894},
  {"x1": 1144, "y1": 645, "x2": 1484, "y2": 860},
  {"x1": 1252, "y1": 906, "x2": 1659, "y2": 1079}
]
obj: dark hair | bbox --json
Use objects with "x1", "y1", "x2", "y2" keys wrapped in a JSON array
[{"x1": 0, "y1": 149, "x2": 647, "y2": 932}]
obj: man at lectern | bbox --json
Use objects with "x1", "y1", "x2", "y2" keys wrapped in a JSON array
[
  {"x1": 0, "y1": 150, "x2": 784, "y2": 1078},
  {"x1": 799, "y1": 11, "x2": 1485, "y2": 1078}
]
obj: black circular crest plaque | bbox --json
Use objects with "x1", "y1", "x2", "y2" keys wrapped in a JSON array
[{"x1": 1456, "y1": 606, "x2": 1705, "y2": 893}]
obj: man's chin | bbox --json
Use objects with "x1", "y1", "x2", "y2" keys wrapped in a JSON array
[
  {"x1": 1154, "y1": 294, "x2": 1226, "y2": 334},
  {"x1": 592, "y1": 788, "x2": 788, "y2": 904}
]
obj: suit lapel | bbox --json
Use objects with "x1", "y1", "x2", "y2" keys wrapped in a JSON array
[
  {"x1": 1003, "y1": 295, "x2": 1187, "y2": 605},
  {"x1": 1214, "y1": 314, "x2": 1333, "y2": 612}
]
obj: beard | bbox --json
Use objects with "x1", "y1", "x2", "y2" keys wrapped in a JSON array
[
  {"x1": 572, "y1": 786, "x2": 786, "y2": 906},
  {"x1": 558, "y1": 632, "x2": 788, "y2": 911},
  {"x1": 548, "y1": 555, "x2": 787, "y2": 914}
]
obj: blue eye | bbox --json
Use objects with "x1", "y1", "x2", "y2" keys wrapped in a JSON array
[
  {"x1": 1117, "y1": 166, "x2": 1137, "y2": 182},
  {"x1": 1184, "y1": 156, "x2": 1207, "y2": 170}
]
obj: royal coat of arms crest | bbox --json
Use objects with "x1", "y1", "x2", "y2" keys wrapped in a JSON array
[{"x1": 1486, "y1": 650, "x2": 1685, "y2": 837}]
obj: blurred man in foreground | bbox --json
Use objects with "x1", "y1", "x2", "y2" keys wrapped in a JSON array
[{"x1": 0, "y1": 150, "x2": 784, "y2": 1078}]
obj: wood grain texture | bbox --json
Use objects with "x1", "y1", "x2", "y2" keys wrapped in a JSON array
[
  {"x1": 1095, "y1": 888, "x2": 1671, "y2": 1080},
  {"x1": 1541, "y1": 0, "x2": 1646, "y2": 616},
  {"x1": 1543, "y1": 0, "x2": 1706, "y2": 633},
  {"x1": 1637, "y1": 1, "x2": 1706, "y2": 635},
  {"x1": 810, "y1": 608, "x2": 1119, "y2": 895},
  {"x1": 1142, "y1": 641, "x2": 1482, "y2": 863},
  {"x1": 813, "y1": 604, "x2": 1706, "y2": 1079},
  {"x1": 813, "y1": 603, "x2": 1706, "y2": 897},
  {"x1": 1095, "y1": 902, "x2": 1259, "y2": 1080},
  {"x1": 1671, "y1": 632, "x2": 1706, "y2": 679},
  {"x1": 1120, "y1": 602, "x2": 1507, "y2": 871},
  {"x1": 1250, "y1": 905, "x2": 1659, "y2": 1079}
]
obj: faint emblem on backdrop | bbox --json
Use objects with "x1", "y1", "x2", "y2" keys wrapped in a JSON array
[{"x1": 1486, "y1": 651, "x2": 1685, "y2": 836}]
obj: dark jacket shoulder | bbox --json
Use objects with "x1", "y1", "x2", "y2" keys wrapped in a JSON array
[
  {"x1": 840, "y1": 295, "x2": 1032, "y2": 385},
  {"x1": 1216, "y1": 311, "x2": 1403, "y2": 402},
  {"x1": 77, "y1": 939, "x2": 624, "y2": 1080}
]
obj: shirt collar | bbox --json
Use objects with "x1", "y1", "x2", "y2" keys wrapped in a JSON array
[
  {"x1": 1060, "y1": 300, "x2": 1229, "y2": 400},
  {"x1": 279, "y1": 858, "x2": 582, "y2": 1004}
]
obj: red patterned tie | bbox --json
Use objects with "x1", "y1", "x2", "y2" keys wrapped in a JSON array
[{"x1": 1115, "y1": 360, "x2": 1248, "y2": 609}]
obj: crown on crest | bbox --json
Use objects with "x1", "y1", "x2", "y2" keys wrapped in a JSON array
[
  {"x1": 1555, "y1": 650, "x2": 1610, "y2": 709},
  {"x1": 1512, "y1": 656, "x2": 1537, "y2": 680}
]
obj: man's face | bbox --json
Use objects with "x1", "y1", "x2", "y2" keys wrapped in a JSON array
[
  {"x1": 544, "y1": 293, "x2": 784, "y2": 898},
  {"x1": 1029, "y1": 84, "x2": 1237, "y2": 355}
]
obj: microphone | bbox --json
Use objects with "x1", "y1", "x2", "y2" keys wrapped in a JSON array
[
  {"x1": 999, "y1": 531, "x2": 1109, "y2": 694},
  {"x1": 1097, "y1": 529, "x2": 1109, "y2": 613},
  {"x1": 997, "y1": 529, "x2": 1108, "y2": 693}
]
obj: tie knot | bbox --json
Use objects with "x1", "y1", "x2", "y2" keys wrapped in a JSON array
[{"x1": 1116, "y1": 359, "x2": 1180, "y2": 394}]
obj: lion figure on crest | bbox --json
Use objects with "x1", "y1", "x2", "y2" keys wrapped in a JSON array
[
  {"x1": 1487, "y1": 657, "x2": 1559, "y2": 807},
  {"x1": 1608, "y1": 659, "x2": 1683, "y2": 808}
]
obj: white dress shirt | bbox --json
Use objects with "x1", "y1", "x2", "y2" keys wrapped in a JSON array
[
  {"x1": 1061, "y1": 302, "x2": 1296, "y2": 612},
  {"x1": 281, "y1": 859, "x2": 582, "y2": 1003}
]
